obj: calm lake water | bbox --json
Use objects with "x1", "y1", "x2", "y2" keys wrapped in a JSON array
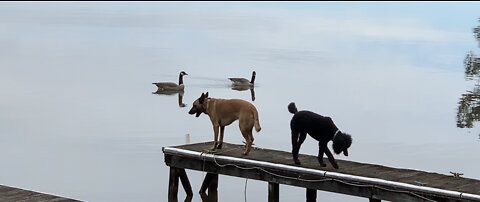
[{"x1": 1, "y1": 2, "x2": 480, "y2": 202}]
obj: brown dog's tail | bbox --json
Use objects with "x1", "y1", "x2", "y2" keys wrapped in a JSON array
[
  {"x1": 254, "y1": 109, "x2": 261, "y2": 132},
  {"x1": 288, "y1": 102, "x2": 298, "y2": 114}
]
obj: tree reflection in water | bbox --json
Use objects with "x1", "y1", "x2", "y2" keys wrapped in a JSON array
[{"x1": 457, "y1": 18, "x2": 480, "y2": 130}]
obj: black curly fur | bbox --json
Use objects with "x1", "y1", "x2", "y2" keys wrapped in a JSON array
[
  {"x1": 288, "y1": 102, "x2": 298, "y2": 114},
  {"x1": 288, "y1": 102, "x2": 352, "y2": 169}
]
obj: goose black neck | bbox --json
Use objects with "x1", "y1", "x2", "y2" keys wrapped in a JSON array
[
  {"x1": 179, "y1": 73, "x2": 184, "y2": 85},
  {"x1": 250, "y1": 74, "x2": 256, "y2": 84}
]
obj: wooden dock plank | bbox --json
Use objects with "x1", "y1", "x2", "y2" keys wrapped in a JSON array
[
  {"x1": 0, "y1": 185, "x2": 81, "y2": 202},
  {"x1": 173, "y1": 141, "x2": 480, "y2": 195},
  {"x1": 14, "y1": 193, "x2": 61, "y2": 202},
  {"x1": 458, "y1": 181, "x2": 480, "y2": 193},
  {"x1": 164, "y1": 141, "x2": 480, "y2": 201}
]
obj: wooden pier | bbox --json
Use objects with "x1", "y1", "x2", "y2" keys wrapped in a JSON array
[
  {"x1": 0, "y1": 184, "x2": 80, "y2": 202},
  {"x1": 163, "y1": 141, "x2": 480, "y2": 202}
]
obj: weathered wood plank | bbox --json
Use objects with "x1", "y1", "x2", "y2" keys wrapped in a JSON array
[{"x1": 0, "y1": 185, "x2": 80, "y2": 202}]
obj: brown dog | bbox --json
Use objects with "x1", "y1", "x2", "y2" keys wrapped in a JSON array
[{"x1": 188, "y1": 92, "x2": 261, "y2": 155}]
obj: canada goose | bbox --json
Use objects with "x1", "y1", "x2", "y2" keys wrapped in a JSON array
[
  {"x1": 153, "y1": 71, "x2": 188, "y2": 91},
  {"x1": 229, "y1": 71, "x2": 256, "y2": 86}
]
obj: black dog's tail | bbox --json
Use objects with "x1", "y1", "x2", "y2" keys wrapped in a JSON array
[{"x1": 288, "y1": 102, "x2": 298, "y2": 114}]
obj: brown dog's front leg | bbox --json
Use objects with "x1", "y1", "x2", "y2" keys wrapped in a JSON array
[
  {"x1": 217, "y1": 126, "x2": 225, "y2": 149},
  {"x1": 324, "y1": 147, "x2": 339, "y2": 169},
  {"x1": 211, "y1": 125, "x2": 219, "y2": 151}
]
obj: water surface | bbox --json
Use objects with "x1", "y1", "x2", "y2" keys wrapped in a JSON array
[{"x1": 1, "y1": 2, "x2": 480, "y2": 201}]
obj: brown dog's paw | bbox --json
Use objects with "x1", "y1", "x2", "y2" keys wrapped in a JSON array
[
  {"x1": 332, "y1": 163, "x2": 339, "y2": 169},
  {"x1": 209, "y1": 146, "x2": 217, "y2": 152},
  {"x1": 294, "y1": 159, "x2": 301, "y2": 165},
  {"x1": 216, "y1": 143, "x2": 223, "y2": 149},
  {"x1": 242, "y1": 141, "x2": 255, "y2": 146}
]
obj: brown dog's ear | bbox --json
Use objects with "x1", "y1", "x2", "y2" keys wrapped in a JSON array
[
  {"x1": 205, "y1": 92, "x2": 209, "y2": 98},
  {"x1": 199, "y1": 93, "x2": 206, "y2": 104}
]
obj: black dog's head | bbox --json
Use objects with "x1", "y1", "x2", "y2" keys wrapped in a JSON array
[
  {"x1": 332, "y1": 132, "x2": 352, "y2": 156},
  {"x1": 188, "y1": 92, "x2": 209, "y2": 117}
]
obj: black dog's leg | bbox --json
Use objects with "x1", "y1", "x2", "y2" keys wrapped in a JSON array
[
  {"x1": 291, "y1": 131, "x2": 300, "y2": 165},
  {"x1": 291, "y1": 131, "x2": 300, "y2": 164},
  {"x1": 298, "y1": 132, "x2": 307, "y2": 146},
  {"x1": 317, "y1": 142, "x2": 327, "y2": 167},
  {"x1": 324, "y1": 147, "x2": 339, "y2": 169},
  {"x1": 292, "y1": 132, "x2": 307, "y2": 165}
]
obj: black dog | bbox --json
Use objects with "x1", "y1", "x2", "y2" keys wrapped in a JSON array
[{"x1": 288, "y1": 102, "x2": 352, "y2": 169}]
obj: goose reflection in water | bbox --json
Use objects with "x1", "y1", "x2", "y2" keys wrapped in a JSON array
[
  {"x1": 231, "y1": 85, "x2": 256, "y2": 101},
  {"x1": 152, "y1": 90, "x2": 187, "y2": 108}
]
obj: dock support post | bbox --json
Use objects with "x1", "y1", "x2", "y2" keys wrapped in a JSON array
[
  {"x1": 200, "y1": 173, "x2": 219, "y2": 202},
  {"x1": 177, "y1": 168, "x2": 193, "y2": 197},
  {"x1": 306, "y1": 188, "x2": 317, "y2": 202},
  {"x1": 268, "y1": 182, "x2": 279, "y2": 202},
  {"x1": 168, "y1": 167, "x2": 179, "y2": 202},
  {"x1": 168, "y1": 168, "x2": 193, "y2": 202},
  {"x1": 200, "y1": 173, "x2": 219, "y2": 193},
  {"x1": 200, "y1": 191, "x2": 218, "y2": 202},
  {"x1": 369, "y1": 199, "x2": 381, "y2": 202}
]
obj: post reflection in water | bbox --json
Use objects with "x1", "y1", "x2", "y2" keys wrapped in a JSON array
[
  {"x1": 200, "y1": 191, "x2": 218, "y2": 202},
  {"x1": 167, "y1": 194, "x2": 193, "y2": 202},
  {"x1": 152, "y1": 90, "x2": 187, "y2": 108},
  {"x1": 457, "y1": 18, "x2": 480, "y2": 133}
]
